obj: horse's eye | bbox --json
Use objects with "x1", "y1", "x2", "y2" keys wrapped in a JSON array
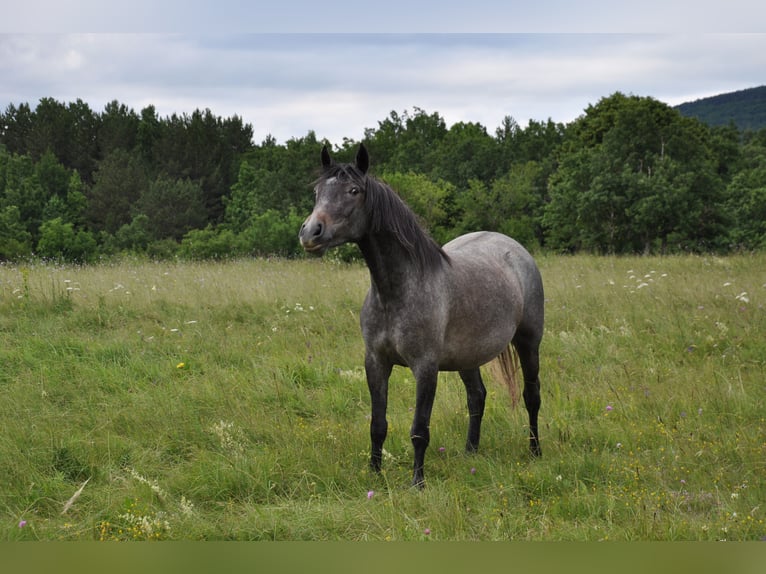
[{"x1": 349, "y1": 187, "x2": 360, "y2": 196}]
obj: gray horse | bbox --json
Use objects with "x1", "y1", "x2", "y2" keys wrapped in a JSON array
[{"x1": 299, "y1": 144, "x2": 544, "y2": 487}]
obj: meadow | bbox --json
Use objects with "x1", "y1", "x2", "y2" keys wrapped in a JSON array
[{"x1": 1, "y1": 253, "x2": 764, "y2": 541}]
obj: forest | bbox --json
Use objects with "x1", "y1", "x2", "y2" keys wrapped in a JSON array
[
  {"x1": 676, "y1": 85, "x2": 766, "y2": 131},
  {"x1": 1, "y1": 92, "x2": 766, "y2": 262}
]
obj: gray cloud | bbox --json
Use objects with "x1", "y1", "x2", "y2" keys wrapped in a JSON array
[{"x1": 1, "y1": 34, "x2": 765, "y2": 145}]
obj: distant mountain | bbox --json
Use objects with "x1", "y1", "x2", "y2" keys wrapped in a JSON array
[{"x1": 675, "y1": 85, "x2": 766, "y2": 131}]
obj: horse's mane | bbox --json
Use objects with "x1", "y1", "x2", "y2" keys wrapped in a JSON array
[{"x1": 319, "y1": 164, "x2": 449, "y2": 272}]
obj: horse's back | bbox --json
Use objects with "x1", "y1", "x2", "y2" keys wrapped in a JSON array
[
  {"x1": 444, "y1": 231, "x2": 532, "y2": 261},
  {"x1": 444, "y1": 231, "x2": 540, "y2": 288},
  {"x1": 444, "y1": 231, "x2": 544, "y2": 336}
]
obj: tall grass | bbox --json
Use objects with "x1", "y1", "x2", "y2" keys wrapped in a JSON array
[{"x1": 1, "y1": 254, "x2": 764, "y2": 540}]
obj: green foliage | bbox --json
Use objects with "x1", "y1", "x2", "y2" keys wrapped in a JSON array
[
  {"x1": 379, "y1": 172, "x2": 455, "y2": 245},
  {"x1": 0, "y1": 205, "x2": 32, "y2": 260},
  {"x1": 2, "y1": 92, "x2": 766, "y2": 259},
  {"x1": 36, "y1": 217, "x2": 98, "y2": 262},
  {"x1": 179, "y1": 226, "x2": 244, "y2": 260},
  {"x1": 138, "y1": 175, "x2": 208, "y2": 241},
  {"x1": 113, "y1": 214, "x2": 152, "y2": 253},
  {"x1": 87, "y1": 148, "x2": 147, "y2": 234},
  {"x1": 454, "y1": 162, "x2": 542, "y2": 248},
  {"x1": 431, "y1": 121, "x2": 500, "y2": 188},
  {"x1": 676, "y1": 85, "x2": 766, "y2": 130},
  {"x1": 239, "y1": 209, "x2": 305, "y2": 257},
  {"x1": 725, "y1": 166, "x2": 766, "y2": 249},
  {"x1": 0, "y1": 149, "x2": 47, "y2": 239},
  {"x1": 544, "y1": 94, "x2": 728, "y2": 253},
  {"x1": 365, "y1": 108, "x2": 447, "y2": 172}
]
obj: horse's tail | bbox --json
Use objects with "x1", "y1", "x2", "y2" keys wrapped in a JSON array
[{"x1": 487, "y1": 344, "x2": 520, "y2": 409}]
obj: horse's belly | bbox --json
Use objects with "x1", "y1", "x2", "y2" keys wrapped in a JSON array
[{"x1": 438, "y1": 322, "x2": 516, "y2": 371}]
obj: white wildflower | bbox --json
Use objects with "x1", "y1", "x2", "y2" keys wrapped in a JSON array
[
  {"x1": 209, "y1": 420, "x2": 246, "y2": 456},
  {"x1": 128, "y1": 468, "x2": 168, "y2": 499},
  {"x1": 179, "y1": 496, "x2": 195, "y2": 517},
  {"x1": 735, "y1": 292, "x2": 749, "y2": 303}
]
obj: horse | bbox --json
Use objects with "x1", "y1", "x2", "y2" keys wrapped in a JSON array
[{"x1": 299, "y1": 143, "x2": 544, "y2": 487}]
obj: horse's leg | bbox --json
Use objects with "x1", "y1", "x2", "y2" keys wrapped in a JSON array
[
  {"x1": 512, "y1": 334, "x2": 542, "y2": 457},
  {"x1": 459, "y1": 368, "x2": 486, "y2": 453},
  {"x1": 410, "y1": 363, "x2": 439, "y2": 488},
  {"x1": 365, "y1": 353, "x2": 392, "y2": 472}
]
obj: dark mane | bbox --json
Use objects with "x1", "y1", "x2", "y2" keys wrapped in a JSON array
[
  {"x1": 319, "y1": 163, "x2": 449, "y2": 271},
  {"x1": 365, "y1": 177, "x2": 449, "y2": 271}
]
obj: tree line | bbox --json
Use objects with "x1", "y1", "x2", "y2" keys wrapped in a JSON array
[{"x1": 1, "y1": 93, "x2": 765, "y2": 262}]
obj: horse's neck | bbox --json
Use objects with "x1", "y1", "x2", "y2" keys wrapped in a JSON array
[{"x1": 358, "y1": 232, "x2": 426, "y2": 302}]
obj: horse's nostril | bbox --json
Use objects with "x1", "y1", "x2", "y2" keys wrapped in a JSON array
[{"x1": 313, "y1": 222, "x2": 323, "y2": 237}]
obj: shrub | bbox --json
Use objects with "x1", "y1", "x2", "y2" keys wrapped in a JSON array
[
  {"x1": 36, "y1": 217, "x2": 98, "y2": 262},
  {"x1": 180, "y1": 226, "x2": 245, "y2": 260},
  {"x1": 240, "y1": 209, "x2": 304, "y2": 257}
]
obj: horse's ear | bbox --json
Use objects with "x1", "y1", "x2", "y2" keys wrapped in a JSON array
[
  {"x1": 356, "y1": 143, "x2": 369, "y2": 174},
  {"x1": 321, "y1": 145, "x2": 333, "y2": 169}
]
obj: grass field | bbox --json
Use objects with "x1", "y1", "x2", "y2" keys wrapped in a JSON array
[{"x1": 1, "y1": 253, "x2": 765, "y2": 541}]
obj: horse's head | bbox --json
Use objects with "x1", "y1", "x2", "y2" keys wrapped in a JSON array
[{"x1": 299, "y1": 143, "x2": 370, "y2": 255}]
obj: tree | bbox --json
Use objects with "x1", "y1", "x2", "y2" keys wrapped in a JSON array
[
  {"x1": 724, "y1": 136, "x2": 766, "y2": 249},
  {"x1": 455, "y1": 162, "x2": 542, "y2": 247},
  {"x1": 0, "y1": 151, "x2": 47, "y2": 240},
  {"x1": 37, "y1": 217, "x2": 97, "y2": 262},
  {"x1": 366, "y1": 108, "x2": 448, "y2": 174},
  {"x1": 0, "y1": 205, "x2": 32, "y2": 260},
  {"x1": 35, "y1": 150, "x2": 70, "y2": 200},
  {"x1": 138, "y1": 175, "x2": 207, "y2": 241},
  {"x1": 495, "y1": 116, "x2": 565, "y2": 168},
  {"x1": 151, "y1": 108, "x2": 253, "y2": 223},
  {"x1": 113, "y1": 214, "x2": 152, "y2": 253},
  {"x1": 87, "y1": 149, "x2": 147, "y2": 234},
  {"x1": 544, "y1": 93, "x2": 726, "y2": 253},
  {"x1": 137, "y1": 105, "x2": 160, "y2": 167},
  {"x1": 0, "y1": 103, "x2": 34, "y2": 156},
  {"x1": 25, "y1": 98, "x2": 70, "y2": 162},
  {"x1": 226, "y1": 130, "x2": 320, "y2": 228},
  {"x1": 180, "y1": 226, "x2": 244, "y2": 260},
  {"x1": 239, "y1": 209, "x2": 305, "y2": 257},
  {"x1": 65, "y1": 99, "x2": 99, "y2": 178},
  {"x1": 432, "y1": 121, "x2": 499, "y2": 189},
  {"x1": 98, "y1": 100, "x2": 139, "y2": 160},
  {"x1": 379, "y1": 172, "x2": 455, "y2": 244}
]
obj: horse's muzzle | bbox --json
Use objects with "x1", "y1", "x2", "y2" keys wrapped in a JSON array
[{"x1": 299, "y1": 215, "x2": 328, "y2": 255}]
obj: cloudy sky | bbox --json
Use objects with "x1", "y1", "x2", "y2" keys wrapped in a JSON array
[{"x1": 2, "y1": 2, "x2": 765, "y2": 145}]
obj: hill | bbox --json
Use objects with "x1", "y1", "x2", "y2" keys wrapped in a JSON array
[{"x1": 675, "y1": 85, "x2": 766, "y2": 131}]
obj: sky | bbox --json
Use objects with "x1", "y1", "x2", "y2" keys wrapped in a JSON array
[{"x1": 1, "y1": 1, "x2": 765, "y2": 145}]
